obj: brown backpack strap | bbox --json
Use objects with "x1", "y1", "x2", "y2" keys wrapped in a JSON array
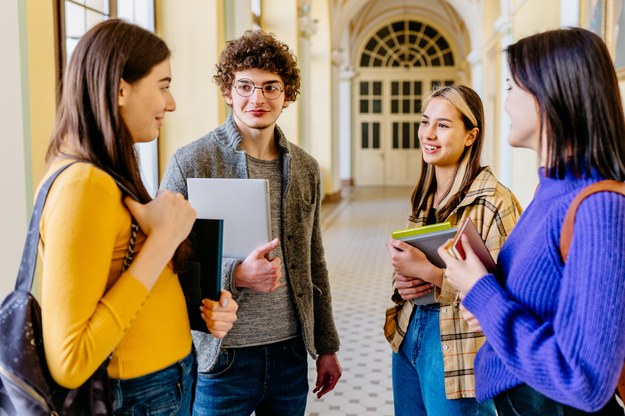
[
  {"x1": 559, "y1": 179, "x2": 625, "y2": 400},
  {"x1": 559, "y1": 180, "x2": 625, "y2": 261}
]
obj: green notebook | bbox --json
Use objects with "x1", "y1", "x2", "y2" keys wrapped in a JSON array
[{"x1": 391, "y1": 222, "x2": 452, "y2": 240}]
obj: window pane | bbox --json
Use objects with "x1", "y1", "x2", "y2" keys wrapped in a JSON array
[
  {"x1": 373, "y1": 99, "x2": 381, "y2": 113},
  {"x1": 393, "y1": 123, "x2": 399, "y2": 149},
  {"x1": 402, "y1": 81, "x2": 410, "y2": 94},
  {"x1": 402, "y1": 99, "x2": 410, "y2": 113},
  {"x1": 360, "y1": 100, "x2": 369, "y2": 114},
  {"x1": 86, "y1": 10, "x2": 107, "y2": 31},
  {"x1": 414, "y1": 99, "x2": 421, "y2": 113},
  {"x1": 414, "y1": 123, "x2": 420, "y2": 148},
  {"x1": 86, "y1": 0, "x2": 108, "y2": 13},
  {"x1": 414, "y1": 81, "x2": 422, "y2": 95},
  {"x1": 402, "y1": 123, "x2": 410, "y2": 148},
  {"x1": 360, "y1": 82, "x2": 369, "y2": 95},
  {"x1": 373, "y1": 123, "x2": 380, "y2": 149},
  {"x1": 391, "y1": 100, "x2": 399, "y2": 114},
  {"x1": 65, "y1": 1, "x2": 86, "y2": 38},
  {"x1": 391, "y1": 81, "x2": 399, "y2": 95},
  {"x1": 361, "y1": 123, "x2": 369, "y2": 149},
  {"x1": 373, "y1": 81, "x2": 382, "y2": 95}
]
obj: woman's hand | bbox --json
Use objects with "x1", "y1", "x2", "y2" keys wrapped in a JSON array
[
  {"x1": 200, "y1": 290, "x2": 238, "y2": 338},
  {"x1": 125, "y1": 190, "x2": 196, "y2": 255},
  {"x1": 394, "y1": 274, "x2": 433, "y2": 301},
  {"x1": 437, "y1": 234, "x2": 488, "y2": 298},
  {"x1": 459, "y1": 304, "x2": 483, "y2": 332},
  {"x1": 386, "y1": 240, "x2": 442, "y2": 286}
]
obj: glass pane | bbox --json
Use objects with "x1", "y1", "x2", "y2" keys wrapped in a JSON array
[
  {"x1": 414, "y1": 123, "x2": 420, "y2": 148},
  {"x1": 402, "y1": 123, "x2": 410, "y2": 148},
  {"x1": 360, "y1": 82, "x2": 369, "y2": 95},
  {"x1": 360, "y1": 55, "x2": 371, "y2": 67},
  {"x1": 391, "y1": 100, "x2": 399, "y2": 114},
  {"x1": 86, "y1": 10, "x2": 107, "y2": 31},
  {"x1": 65, "y1": 38, "x2": 80, "y2": 62},
  {"x1": 373, "y1": 99, "x2": 382, "y2": 113},
  {"x1": 393, "y1": 123, "x2": 399, "y2": 149},
  {"x1": 373, "y1": 123, "x2": 380, "y2": 149},
  {"x1": 65, "y1": 1, "x2": 86, "y2": 38},
  {"x1": 402, "y1": 99, "x2": 410, "y2": 113},
  {"x1": 360, "y1": 100, "x2": 369, "y2": 114},
  {"x1": 414, "y1": 81, "x2": 422, "y2": 95},
  {"x1": 86, "y1": 0, "x2": 108, "y2": 13},
  {"x1": 402, "y1": 81, "x2": 410, "y2": 95},
  {"x1": 373, "y1": 81, "x2": 382, "y2": 95},
  {"x1": 445, "y1": 79, "x2": 454, "y2": 86},
  {"x1": 391, "y1": 81, "x2": 399, "y2": 96},
  {"x1": 361, "y1": 123, "x2": 369, "y2": 149},
  {"x1": 373, "y1": 58, "x2": 383, "y2": 67},
  {"x1": 414, "y1": 99, "x2": 421, "y2": 113}
]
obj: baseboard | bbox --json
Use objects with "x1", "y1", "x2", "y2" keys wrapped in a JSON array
[
  {"x1": 341, "y1": 178, "x2": 354, "y2": 187},
  {"x1": 322, "y1": 190, "x2": 342, "y2": 204}
]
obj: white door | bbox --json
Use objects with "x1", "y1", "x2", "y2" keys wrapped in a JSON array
[
  {"x1": 353, "y1": 18, "x2": 461, "y2": 187},
  {"x1": 354, "y1": 76, "x2": 456, "y2": 186}
]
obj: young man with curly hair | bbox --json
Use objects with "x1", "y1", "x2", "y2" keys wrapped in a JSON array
[{"x1": 161, "y1": 30, "x2": 342, "y2": 415}]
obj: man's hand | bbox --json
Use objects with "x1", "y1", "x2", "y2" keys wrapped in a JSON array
[
  {"x1": 234, "y1": 239, "x2": 282, "y2": 292},
  {"x1": 313, "y1": 353, "x2": 342, "y2": 399}
]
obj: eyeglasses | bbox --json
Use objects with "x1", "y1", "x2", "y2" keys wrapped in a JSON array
[{"x1": 233, "y1": 79, "x2": 284, "y2": 100}]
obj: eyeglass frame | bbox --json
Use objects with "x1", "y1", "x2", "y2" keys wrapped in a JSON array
[{"x1": 232, "y1": 78, "x2": 284, "y2": 100}]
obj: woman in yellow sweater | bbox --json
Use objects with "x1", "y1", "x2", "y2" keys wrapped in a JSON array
[{"x1": 39, "y1": 19, "x2": 238, "y2": 414}]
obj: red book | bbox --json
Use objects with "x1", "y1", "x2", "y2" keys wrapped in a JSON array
[{"x1": 445, "y1": 218, "x2": 497, "y2": 273}]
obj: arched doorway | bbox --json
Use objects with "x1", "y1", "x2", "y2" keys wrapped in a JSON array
[{"x1": 354, "y1": 19, "x2": 458, "y2": 186}]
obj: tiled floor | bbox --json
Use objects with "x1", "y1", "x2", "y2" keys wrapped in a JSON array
[{"x1": 305, "y1": 186, "x2": 413, "y2": 416}]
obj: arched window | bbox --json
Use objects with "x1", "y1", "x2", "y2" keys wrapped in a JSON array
[{"x1": 359, "y1": 19, "x2": 454, "y2": 68}]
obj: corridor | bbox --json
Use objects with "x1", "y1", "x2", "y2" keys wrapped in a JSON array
[{"x1": 306, "y1": 186, "x2": 413, "y2": 416}]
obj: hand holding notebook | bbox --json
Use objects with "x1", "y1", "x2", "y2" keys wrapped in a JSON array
[{"x1": 444, "y1": 218, "x2": 497, "y2": 273}]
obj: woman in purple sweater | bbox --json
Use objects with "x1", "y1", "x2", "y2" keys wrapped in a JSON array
[{"x1": 439, "y1": 28, "x2": 625, "y2": 415}]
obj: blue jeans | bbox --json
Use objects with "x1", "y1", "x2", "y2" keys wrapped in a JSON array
[
  {"x1": 494, "y1": 384, "x2": 624, "y2": 416},
  {"x1": 193, "y1": 337, "x2": 308, "y2": 416},
  {"x1": 392, "y1": 304, "x2": 496, "y2": 416},
  {"x1": 111, "y1": 351, "x2": 196, "y2": 415}
]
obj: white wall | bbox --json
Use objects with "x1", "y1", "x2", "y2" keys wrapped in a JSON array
[{"x1": 1, "y1": 0, "x2": 28, "y2": 299}]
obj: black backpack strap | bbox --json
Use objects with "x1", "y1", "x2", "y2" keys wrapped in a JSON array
[{"x1": 15, "y1": 162, "x2": 78, "y2": 292}]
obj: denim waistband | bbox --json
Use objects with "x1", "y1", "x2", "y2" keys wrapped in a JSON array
[
  {"x1": 111, "y1": 349, "x2": 195, "y2": 387},
  {"x1": 414, "y1": 303, "x2": 440, "y2": 312}
]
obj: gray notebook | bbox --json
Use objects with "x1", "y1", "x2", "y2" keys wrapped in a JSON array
[
  {"x1": 397, "y1": 228, "x2": 457, "y2": 305},
  {"x1": 187, "y1": 178, "x2": 272, "y2": 259}
]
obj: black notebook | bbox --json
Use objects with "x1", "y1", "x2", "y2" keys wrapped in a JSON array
[{"x1": 178, "y1": 218, "x2": 223, "y2": 332}]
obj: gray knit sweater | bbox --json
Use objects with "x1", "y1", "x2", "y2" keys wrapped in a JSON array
[{"x1": 160, "y1": 115, "x2": 340, "y2": 372}]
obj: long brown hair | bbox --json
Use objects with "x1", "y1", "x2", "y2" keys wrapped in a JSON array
[
  {"x1": 47, "y1": 19, "x2": 189, "y2": 271},
  {"x1": 410, "y1": 85, "x2": 486, "y2": 221},
  {"x1": 507, "y1": 27, "x2": 625, "y2": 180}
]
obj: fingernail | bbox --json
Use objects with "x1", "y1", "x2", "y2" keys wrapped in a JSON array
[{"x1": 221, "y1": 298, "x2": 229, "y2": 307}]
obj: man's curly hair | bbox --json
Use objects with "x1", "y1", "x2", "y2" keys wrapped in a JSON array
[{"x1": 214, "y1": 30, "x2": 301, "y2": 102}]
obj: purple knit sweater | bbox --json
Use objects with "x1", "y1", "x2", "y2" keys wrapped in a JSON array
[{"x1": 463, "y1": 168, "x2": 625, "y2": 412}]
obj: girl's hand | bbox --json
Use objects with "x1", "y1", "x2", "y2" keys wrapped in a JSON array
[
  {"x1": 386, "y1": 240, "x2": 442, "y2": 285},
  {"x1": 459, "y1": 304, "x2": 483, "y2": 332},
  {"x1": 437, "y1": 234, "x2": 488, "y2": 298},
  {"x1": 394, "y1": 274, "x2": 434, "y2": 301},
  {"x1": 125, "y1": 190, "x2": 196, "y2": 253},
  {"x1": 200, "y1": 290, "x2": 238, "y2": 338}
]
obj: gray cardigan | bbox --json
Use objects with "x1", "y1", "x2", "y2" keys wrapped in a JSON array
[{"x1": 161, "y1": 115, "x2": 340, "y2": 372}]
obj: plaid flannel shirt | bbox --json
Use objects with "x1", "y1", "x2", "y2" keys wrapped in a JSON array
[{"x1": 384, "y1": 166, "x2": 522, "y2": 399}]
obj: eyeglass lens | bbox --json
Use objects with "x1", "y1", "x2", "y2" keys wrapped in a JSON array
[{"x1": 234, "y1": 79, "x2": 283, "y2": 100}]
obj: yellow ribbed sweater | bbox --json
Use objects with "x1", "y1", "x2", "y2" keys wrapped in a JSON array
[{"x1": 39, "y1": 161, "x2": 191, "y2": 388}]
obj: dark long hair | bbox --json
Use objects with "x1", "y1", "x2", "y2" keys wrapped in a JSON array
[
  {"x1": 411, "y1": 85, "x2": 486, "y2": 221},
  {"x1": 507, "y1": 27, "x2": 625, "y2": 180},
  {"x1": 47, "y1": 19, "x2": 189, "y2": 271}
]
